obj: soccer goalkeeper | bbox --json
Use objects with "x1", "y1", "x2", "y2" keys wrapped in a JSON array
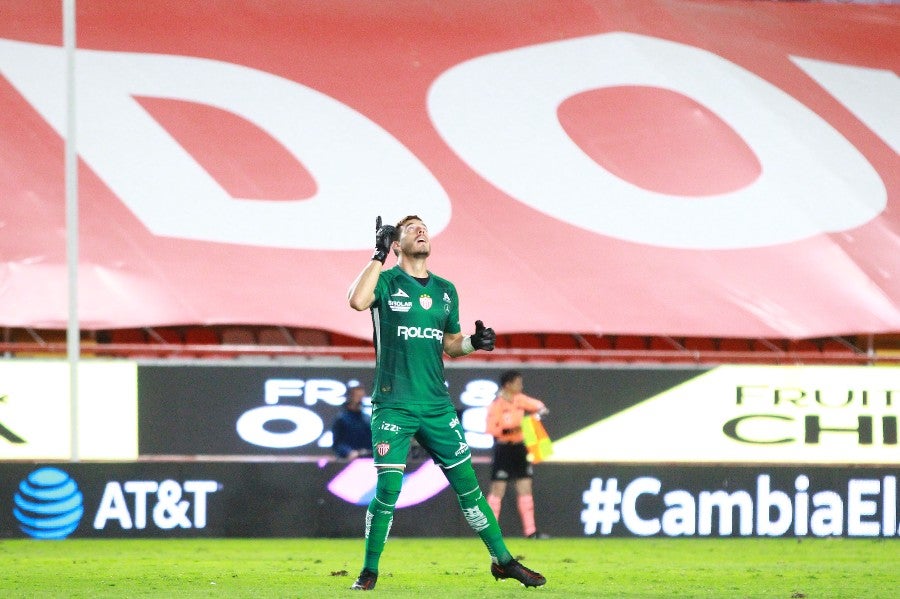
[{"x1": 346, "y1": 215, "x2": 546, "y2": 591}]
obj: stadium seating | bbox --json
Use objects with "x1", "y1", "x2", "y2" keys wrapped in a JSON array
[
  {"x1": 258, "y1": 326, "x2": 294, "y2": 346},
  {"x1": 543, "y1": 333, "x2": 581, "y2": 349},
  {"x1": 0, "y1": 326, "x2": 891, "y2": 365},
  {"x1": 684, "y1": 337, "x2": 717, "y2": 352},
  {"x1": 220, "y1": 326, "x2": 257, "y2": 346},
  {"x1": 109, "y1": 328, "x2": 148, "y2": 344},
  {"x1": 147, "y1": 327, "x2": 183, "y2": 344},
  {"x1": 819, "y1": 338, "x2": 856, "y2": 354},
  {"x1": 184, "y1": 326, "x2": 220, "y2": 345},
  {"x1": 787, "y1": 339, "x2": 820, "y2": 353},
  {"x1": 580, "y1": 334, "x2": 613, "y2": 350},
  {"x1": 614, "y1": 335, "x2": 648, "y2": 350},
  {"x1": 717, "y1": 338, "x2": 752, "y2": 353},
  {"x1": 290, "y1": 328, "x2": 330, "y2": 346}
]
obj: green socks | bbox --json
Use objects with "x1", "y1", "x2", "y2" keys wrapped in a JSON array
[
  {"x1": 362, "y1": 468, "x2": 403, "y2": 572},
  {"x1": 362, "y1": 462, "x2": 513, "y2": 573},
  {"x1": 445, "y1": 462, "x2": 513, "y2": 564}
]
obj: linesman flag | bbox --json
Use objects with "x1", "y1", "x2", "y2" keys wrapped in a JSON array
[{"x1": 521, "y1": 415, "x2": 553, "y2": 464}]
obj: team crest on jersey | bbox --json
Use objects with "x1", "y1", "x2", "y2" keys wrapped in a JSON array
[
  {"x1": 376, "y1": 442, "x2": 391, "y2": 457},
  {"x1": 419, "y1": 294, "x2": 432, "y2": 310}
]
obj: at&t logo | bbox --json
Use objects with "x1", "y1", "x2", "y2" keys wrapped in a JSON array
[
  {"x1": 13, "y1": 467, "x2": 84, "y2": 539},
  {"x1": 93, "y1": 479, "x2": 219, "y2": 530}
]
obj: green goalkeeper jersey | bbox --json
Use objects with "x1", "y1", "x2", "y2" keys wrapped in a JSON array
[{"x1": 370, "y1": 266, "x2": 462, "y2": 406}]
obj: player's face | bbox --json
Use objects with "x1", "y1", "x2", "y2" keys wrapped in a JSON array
[{"x1": 398, "y1": 219, "x2": 430, "y2": 258}]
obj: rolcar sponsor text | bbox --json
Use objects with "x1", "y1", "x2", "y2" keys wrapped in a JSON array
[
  {"x1": 396, "y1": 326, "x2": 443, "y2": 341},
  {"x1": 582, "y1": 474, "x2": 898, "y2": 537}
]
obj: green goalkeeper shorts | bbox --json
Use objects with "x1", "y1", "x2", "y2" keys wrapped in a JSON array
[{"x1": 370, "y1": 402, "x2": 471, "y2": 470}]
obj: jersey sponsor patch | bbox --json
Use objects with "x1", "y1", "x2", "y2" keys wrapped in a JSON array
[
  {"x1": 396, "y1": 325, "x2": 444, "y2": 341},
  {"x1": 389, "y1": 299, "x2": 412, "y2": 312},
  {"x1": 391, "y1": 288, "x2": 409, "y2": 298},
  {"x1": 419, "y1": 294, "x2": 432, "y2": 309}
]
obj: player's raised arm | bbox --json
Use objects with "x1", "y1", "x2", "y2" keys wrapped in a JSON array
[
  {"x1": 445, "y1": 320, "x2": 496, "y2": 357},
  {"x1": 348, "y1": 216, "x2": 396, "y2": 311}
]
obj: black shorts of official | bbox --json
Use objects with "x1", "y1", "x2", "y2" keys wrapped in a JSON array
[{"x1": 490, "y1": 442, "x2": 533, "y2": 481}]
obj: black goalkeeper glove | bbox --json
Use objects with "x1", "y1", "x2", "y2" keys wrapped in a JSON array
[
  {"x1": 470, "y1": 320, "x2": 496, "y2": 351},
  {"x1": 372, "y1": 215, "x2": 397, "y2": 263}
]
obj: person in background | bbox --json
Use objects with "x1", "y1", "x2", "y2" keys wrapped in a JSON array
[
  {"x1": 331, "y1": 385, "x2": 373, "y2": 460},
  {"x1": 485, "y1": 369, "x2": 550, "y2": 539},
  {"x1": 345, "y1": 214, "x2": 546, "y2": 591}
]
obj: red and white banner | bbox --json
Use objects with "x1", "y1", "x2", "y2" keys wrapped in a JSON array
[{"x1": 1, "y1": 1, "x2": 898, "y2": 338}]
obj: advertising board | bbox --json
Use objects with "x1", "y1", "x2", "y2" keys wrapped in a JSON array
[
  {"x1": 1, "y1": 462, "x2": 895, "y2": 539},
  {"x1": 137, "y1": 364, "x2": 898, "y2": 465},
  {"x1": 551, "y1": 365, "x2": 899, "y2": 465},
  {"x1": 0, "y1": 361, "x2": 137, "y2": 460},
  {"x1": 136, "y1": 364, "x2": 698, "y2": 458}
]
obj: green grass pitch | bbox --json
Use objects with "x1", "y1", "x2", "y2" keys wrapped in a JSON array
[{"x1": 0, "y1": 537, "x2": 896, "y2": 598}]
